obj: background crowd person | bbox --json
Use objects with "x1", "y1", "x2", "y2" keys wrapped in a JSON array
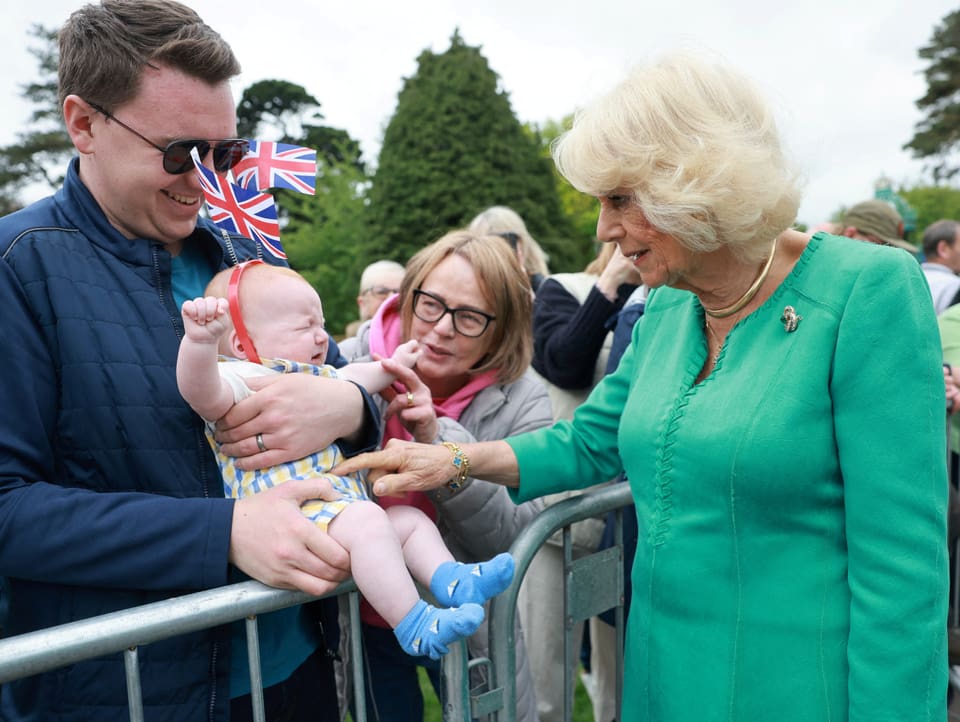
[
  {"x1": 469, "y1": 205, "x2": 551, "y2": 293},
  {"x1": 341, "y1": 259, "x2": 405, "y2": 355},
  {"x1": 841, "y1": 199, "x2": 918, "y2": 252},
  {"x1": 337, "y1": 52, "x2": 948, "y2": 722},
  {"x1": 342, "y1": 230, "x2": 552, "y2": 722},
  {"x1": 922, "y1": 219, "x2": 960, "y2": 314},
  {"x1": 521, "y1": 240, "x2": 642, "y2": 722},
  {"x1": 0, "y1": 2, "x2": 381, "y2": 719}
]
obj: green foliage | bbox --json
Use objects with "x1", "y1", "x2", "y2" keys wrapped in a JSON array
[
  {"x1": 279, "y1": 154, "x2": 370, "y2": 336},
  {"x1": 898, "y1": 184, "x2": 960, "y2": 234},
  {"x1": 0, "y1": 25, "x2": 73, "y2": 210},
  {"x1": 904, "y1": 9, "x2": 960, "y2": 181},
  {"x1": 364, "y1": 30, "x2": 578, "y2": 271},
  {"x1": 528, "y1": 116, "x2": 600, "y2": 270},
  {"x1": 235, "y1": 81, "x2": 371, "y2": 334}
]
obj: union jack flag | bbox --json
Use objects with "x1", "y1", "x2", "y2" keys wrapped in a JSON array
[
  {"x1": 191, "y1": 148, "x2": 286, "y2": 259},
  {"x1": 232, "y1": 140, "x2": 317, "y2": 196}
]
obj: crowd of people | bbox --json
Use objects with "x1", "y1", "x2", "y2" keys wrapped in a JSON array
[{"x1": 0, "y1": 2, "x2": 954, "y2": 722}]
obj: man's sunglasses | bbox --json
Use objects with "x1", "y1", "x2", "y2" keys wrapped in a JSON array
[{"x1": 87, "y1": 101, "x2": 249, "y2": 175}]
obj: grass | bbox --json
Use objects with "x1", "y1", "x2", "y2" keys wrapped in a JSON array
[{"x1": 418, "y1": 665, "x2": 595, "y2": 722}]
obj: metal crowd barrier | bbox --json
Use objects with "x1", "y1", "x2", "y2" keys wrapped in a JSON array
[{"x1": 0, "y1": 483, "x2": 633, "y2": 722}]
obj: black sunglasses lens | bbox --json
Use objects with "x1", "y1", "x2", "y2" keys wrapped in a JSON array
[
  {"x1": 163, "y1": 141, "x2": 210, "y2": 174},
  {"x1": 213, "y1": 140, "x2": 250, "y2": 172}
]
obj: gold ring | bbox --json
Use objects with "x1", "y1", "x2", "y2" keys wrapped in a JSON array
[
  {"x1": 256, "y1": 433, "x2": 267, "y2": 453},
  {"x1": 406, "y1": 391, "x2": 415, "y2": 407}
]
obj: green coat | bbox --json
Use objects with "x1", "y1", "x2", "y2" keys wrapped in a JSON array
[{"x1": 509, "y1": 233, "x2": 947, "y2": 722}]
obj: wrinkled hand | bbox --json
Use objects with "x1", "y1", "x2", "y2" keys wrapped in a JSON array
[
  {"x1": 181, "y1": 296, "x2": 230, "y2": 343},
  {"x1": 332, "y1": 438, "x2": 455, "y2": 497},
  {"x1": 229, "y1": 477, "x2": 350, "y2": 595},
  {"x1": 377, "y1": 357, "x2": 439, "y2": 443},
  {"x1": 216, "y1": 373, "x2": 363, "y2": 470}
]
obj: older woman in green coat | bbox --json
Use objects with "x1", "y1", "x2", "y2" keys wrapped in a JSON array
[{"x1": 337, "y1": 52, "x2": 948, "y2": 722}]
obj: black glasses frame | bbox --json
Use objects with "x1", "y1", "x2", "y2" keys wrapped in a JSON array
[
  {"x1": 87, "y1": 101, "x2": 249, "y2": 175},
  {"x1": 412, "y1": 289, "x2": 496, "y2": 338}
]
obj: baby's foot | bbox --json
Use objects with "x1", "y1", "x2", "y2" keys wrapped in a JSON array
[
  {"x1": 393, "y1": 599, "x2": 484, "y2": 660},
  {"x1": 429, "y1": 553, "x2": 515, "y2": 607}
]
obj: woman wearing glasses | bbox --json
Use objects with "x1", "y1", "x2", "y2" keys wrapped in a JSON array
[{"x1": 345, "y1": 229, "x2": 551, "y2": 722}]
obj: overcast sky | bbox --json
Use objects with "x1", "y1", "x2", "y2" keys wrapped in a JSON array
[{"x1": 2, "y1": 0, "x2": 957, "y2": 229}]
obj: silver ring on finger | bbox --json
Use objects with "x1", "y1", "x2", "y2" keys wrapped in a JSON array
[{"x1": 256, "y1": 433, "x2": 267, "y2": 453}]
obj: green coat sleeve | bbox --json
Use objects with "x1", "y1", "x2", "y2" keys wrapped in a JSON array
[
  {"x1": 507, "y1": 317, "x2": 641, "y2": 501},
  {"x1": 832, "y1": 249, "x2": 947, "y2": 720}
]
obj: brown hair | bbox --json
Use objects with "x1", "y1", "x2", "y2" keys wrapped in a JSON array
[
  {"x1": 399, "y1": 230, "x2": 533, "y2": 384},
  {"x1": 58, "y1": 0, "x2": 240, "y2": 111}
]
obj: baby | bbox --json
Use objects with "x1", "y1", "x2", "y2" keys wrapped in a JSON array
[{"x1": 176, "y1": 260, "x2": 513, "y2": 659}]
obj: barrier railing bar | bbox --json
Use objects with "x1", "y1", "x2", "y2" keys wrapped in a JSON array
[
  {"x1": 487, "y1": 482, "x2": 633, "y2": 722},
  {"x1": 245, "y1": 615, "x2": 265, "y2": 722},
  {"x1": 0, "y1": 579, "x2": 356, "y2": 684},
  {"x1": 123, "y1": 646, "x2": 144, "y2": 722}
]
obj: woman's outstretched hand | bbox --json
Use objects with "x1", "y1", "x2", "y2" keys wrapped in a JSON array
[{"x1": 332, "y1": 438, "x2": 455, "y2": 497}]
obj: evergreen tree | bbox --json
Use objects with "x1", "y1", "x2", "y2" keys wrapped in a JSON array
[
  {"x1": 235, "y1": 80, "x2": 370, "y2": 334},
  {"x1": 904, "y1": 9, "x2": 960, "y2": 180},
  {"x1": 0, "y1": 25, "x2": 73, "y2": 211},
  {"x1": 364, "y1": 30, "x2": 578, "y2": 270}
]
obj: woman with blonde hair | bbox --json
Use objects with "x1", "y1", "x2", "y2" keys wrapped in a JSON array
[
  {"x1": 469, "y1": 205, "x2": 550, "y2": 292},
  {"x1": 338, "y1": 52, "x2": 947, "y2": 721},
  {"x1": 345, "y1": 229, "x2": 551, "y2": 722}
]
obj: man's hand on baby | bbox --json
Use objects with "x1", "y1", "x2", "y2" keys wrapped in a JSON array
[{"x1": 181, "y1": 296, "x2": 230, "y2": 343}]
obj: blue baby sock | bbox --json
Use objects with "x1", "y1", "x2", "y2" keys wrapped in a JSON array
[
  {"x1": 393, "y1": 599, "x2": 484, "y2": 660},
  {"x1": 429, "y1": 552, "x2": 515, "y2": 607}
]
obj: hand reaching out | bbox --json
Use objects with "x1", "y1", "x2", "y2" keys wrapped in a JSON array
[
  {"x1": 596, "y1": 246, "x2": 643, "y2": 301},
  {"x1": 391, "y1": 339, "x2": 422, "y2": 370},
  {"x1": 182, "y1": 296, "x2": 230, "y2": 344}
]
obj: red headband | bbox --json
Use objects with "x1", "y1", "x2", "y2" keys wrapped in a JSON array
[{"x1": 227, "y1": 260, "x2": 265, "y2": 365}]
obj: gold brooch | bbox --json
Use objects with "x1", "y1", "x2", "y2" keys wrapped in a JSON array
[{"x1": 780, "y1": 306, "x2": 802, "y2": 333}]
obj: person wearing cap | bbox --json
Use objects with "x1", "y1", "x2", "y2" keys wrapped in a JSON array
[
  {"x1": 921, "y1": 219, "x2": 960, "y2": 314},
  {"x1": 841, "y1": 199, "x2": 919, "y2": 253}
]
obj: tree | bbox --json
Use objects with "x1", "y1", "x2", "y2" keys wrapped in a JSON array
[
  {"x1": 527, "y1": 116, "x2": 599, "y2": 264},
  {"x1": 0, "y1": 25, "x2": 74, "y2": 211},
  {"x1": 364, "y1": 30, "x2": 579, "y2": 270},
  {"x1": 904, "y1": 10, "x2": 960, "y2": 181},
  {"x1": 236, "y1": 80, "x2": 371, "y2": 334},
  {"x1": 899, "y1": 184, "x2": 960, "y2": 235}
]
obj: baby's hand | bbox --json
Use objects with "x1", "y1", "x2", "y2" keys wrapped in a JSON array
[
  {"x1": 182, "y1": 296, "x2": 230, "y2": 343},
  {"x1": 391, "y1": 339, "x2": 421, "y2": 370}
]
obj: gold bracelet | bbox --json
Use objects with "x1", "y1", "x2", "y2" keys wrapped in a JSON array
[{"x1": 441, "y1": 441, "x2": 470, "y2": 491}]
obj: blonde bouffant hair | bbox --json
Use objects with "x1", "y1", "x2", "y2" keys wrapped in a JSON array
[{"x1": 552, "y1": 52, "x2": 802, "y2": 263}]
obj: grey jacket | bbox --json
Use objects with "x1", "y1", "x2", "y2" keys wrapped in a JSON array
[{"x1": 347, "y1": 323, "x2": 552, "y2": 722}]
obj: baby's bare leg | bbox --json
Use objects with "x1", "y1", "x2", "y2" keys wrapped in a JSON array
[
  {"x1": 328, "y1": 501, "x2": 484, "y2": 660},
  {"x1": 385, "y1": 505, "x2": 515, "y2": 608},
  {"x1": 384, "y1": 505, "x2": 454, "y2": 585},
  {"x1": 327, "y1": 501, "x2": 419, "y2": 627}
]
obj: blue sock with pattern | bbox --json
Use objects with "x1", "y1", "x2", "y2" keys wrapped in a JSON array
[
  {"x1": 393, "y1": 599, "x2": 484, "y2": 660},
  {"x1": 429, "y1": 553, "x2": 515, "y2": 607}
]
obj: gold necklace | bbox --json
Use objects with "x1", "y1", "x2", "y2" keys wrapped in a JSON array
[
  {"x1": 703, "y1": 236, "x2": 779, "y2": 319},
  {"x1": 704, "y1": 320, "x2": 723, "y2": 365}
]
